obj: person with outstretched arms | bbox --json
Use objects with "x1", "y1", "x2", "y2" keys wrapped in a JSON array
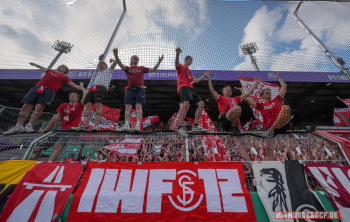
[
  {"x1": 244, "y1": 71, "x2": 291, "y2": 138},
  {"x1": 114, "y1": 48, "x2": 164, "y2": 132},
  {"x1": 3, "y1": 63, "x2": 85, "y2": 135},
  {"x1": 205, "y1": 73, "x2": 261, "y2": 134},
  {"x1": 175, "y1": 47, "x2": 211, "y2": 136},
  {"x1": 72, "y1": 54, "x2": 117, "y2": 132}
]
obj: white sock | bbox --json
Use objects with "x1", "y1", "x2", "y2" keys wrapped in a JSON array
[
  {"x1": 136, "y1": 121, "x2": 141, "y2": 126},
  {"x1": 25, "y1": 123, "x2": 33, "y2": 128},
  {"x1": 125, "y1": 121, "x2": 130, "y2": 126},
  {"x1": 16, "y1": 123, "x2": 23, "y2": 127}
]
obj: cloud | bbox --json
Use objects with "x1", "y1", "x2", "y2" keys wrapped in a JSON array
[{"x1": 233, "y1": 2, "x2": 349, "y2": 72}]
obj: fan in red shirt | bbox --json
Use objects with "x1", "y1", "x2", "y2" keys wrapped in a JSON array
[
  {"x1": 3, "y1": 62, "x2": 85, "y2": 135},
  {"x1": 175, "y1": 47, "x2": 212, "y2": 136},
  {"x1": 32, "y1": 91, "x2": 87, "y2": 161},
  {"x1": 245, "y1": 71, "x2": 291, "y2": 139},
  {"x1": 113, "y1": 48, "x2": 164, "y2": 132},
  {"x1": 205, "y1": 73, "x2": 261, "y2": 134}
]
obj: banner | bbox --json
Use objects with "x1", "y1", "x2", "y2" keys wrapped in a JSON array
[
  {"x1": 169, "y1": 104, "x2": 189, "y2": 131},
  {"x1": 0, "y1": 160, "x2": 37, "y2": 215},
  {"x1": 337, "y1": 96, "x2": 350, "y2": 107},
  {"x1": 252, "y1": 161, "x2": 331, "y2": 222},
  {"x1": 104, "y1": 137, "x2": 142, "y2": 156},
  {"x1": 238, "y1": 76, "x2": 281, "y2": 128},
  {"x1": 187, "y1": 110, "x2": 230, "y2": 162},
  {"x1": 67, "y1": 162, "x2": 256, "y2": 222},
  {"x1": 81, "y1": 104, "x2": 120, "y2": 131},
  {"x1": 0, "y1": 162, "x2": 83, "y2": 222},
  {"x1": 334, "y1": 108, "x2": 350, "y2": 126},
  {"x1": 130, "y1": 109, "x2": 160, "y2": 131},
  {"x1": 305, "y1": 164, "x2": 350, "y2": 221}
]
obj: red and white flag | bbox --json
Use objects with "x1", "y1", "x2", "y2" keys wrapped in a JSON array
[
  {"x1": 169, "y1": 104, "x2": 189, "y2": 131},
  {"x1": 238, "y1": 76, "x2": 280, "y2": 128},
  {"x1": 334, "y1": 108, "x2": 350, "y2": 126},
  {"x1": 338, "y1": 96, "x2": 350, "y2": 108},
  {"x1": 67, "y1": 162, "x2": 257, "y2": 222},
  {"x1": 130, "y1": 109, "x2": 160, "y2": 131},
  {"x1": 187, "y1": 110, "x2": 230, "y2": 162},
  {"x1": 0, "y1": 162, "x2": 83, "y2": 222},
  {"x1": 105, "y1": 137, "x2": 142, "y2": 156},
  {"x1": 81, "y1": 104, "x2": 120, "y2": 131}
]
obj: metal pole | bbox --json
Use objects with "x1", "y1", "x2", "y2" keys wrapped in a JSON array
[
  {"x1": 88, "y1": 0, "x2": 127, "y2": 89},
  {"x1": 47, "y1": 51, "x2": 64, "y2": 70},
  {"x1": 22, "y1": 131, "x2": 54, "y2": 160},
  {"x1": 293, "y1": 1, "x2": 350, "y2": 79},
  {"x1": 184, "y1": 137, "x2": 189, "y2": 162},
  {"x1": 249, "y1": 54, "x2": 259, "y2": 71}
]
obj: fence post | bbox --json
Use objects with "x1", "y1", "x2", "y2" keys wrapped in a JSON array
[
  {"x1": 184, "y1": 137, "x2": 189, "y2": 162},
  {"x1": 22, "y1": 131, "x2": 54, "y2": 160}
]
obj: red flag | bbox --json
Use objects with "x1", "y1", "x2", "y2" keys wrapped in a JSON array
[
  {"x1": 105, "y1": 137, "x2": 142, "y2": 156},
  {"x1": 130, "y1": 110, "x2": 160, "y2": 130},
  {"x1": 334, "y1": 108, "x2": 350, "y2": 126},
  {"x1": 238, "y1": 76, "x2": 280, "y2": 128},
  {"x1": 338, "y1": 96, "x2": 350, "y2": 108},
  {"x1": 0, "y1": 162, "x2": 83, "y2": 222},
  {"x1": 67, "y1": 162, "x2": 257, "y2": 222},
  {"x1": 81, "y1": 105, "x2": 120, "y2": 131}
]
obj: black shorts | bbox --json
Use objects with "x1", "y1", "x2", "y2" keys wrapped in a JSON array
[
  {"x1": 85, "y1": 86, "x2": 107, "y2": 104},
  {"x1": 218, "y1": 115, "x2": 231, "y2": 131},
  {"x1": 125, "y1": 88, "x2": 146, "y2": 105},
  {"x1": 179, "y1": 87, "x2": 202, "y2": 105},
  {"x1": 21, "y1": 86, "x2": 55, "y2": 106}
]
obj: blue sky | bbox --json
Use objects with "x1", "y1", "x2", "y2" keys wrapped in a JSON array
[{"x1": 0, "y1": 0, "x2": 349, "y2": 73}]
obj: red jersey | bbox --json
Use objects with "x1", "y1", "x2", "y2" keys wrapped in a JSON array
[
  {"x1": 216, "y1": 95, "x2": 241, "y2": 114},
  {"x1": 67, "y1": 158, "x2": 76, "y2": 161},
  {"x1": 256, "y1": 95, "x2": 284, "y2": 129},
  {"x1": 125, "y1": 66, "x2": 149, "y2": 87},
  {"x1": 176, "y1": 63, "x2": 194, "y2": 94},
  {"x1": 35, "y1": 70, "x2": 71, "y2": 91},
  {"x1": 56, "y1": 103, "x2": 85, "y2": 129}
]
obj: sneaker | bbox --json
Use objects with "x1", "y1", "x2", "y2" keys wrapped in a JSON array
[
  {"x1": 71, "y1": 126, "x2": 88, "y2": 131},
  {"x1": 261, "y1": 128, "x2": 274, "y2": 138},
  {"x1": 191, "y1": 124, "x2": 207, "y2": 132},
  {"x1": 176, "y1": 126, "x2": 187, "y2": 136},
  {"x1": 133, "y1": 125, "x2": 141, "y2": 132},
  {"x1": 25, "y1": 126, "x2": 35, "y2": 133},
  {"x1": 228, "y1": 126, "x2": 241, "y2": 135},
  {"x1": 3, "y1": 126, "x2": 25, "y2": 135},
  {"x1": 116, "y1": 124, "x2": 131, "y2": 132},
  {"x1": 91, "y1": 126, "x2": 99, "y2": 132}
]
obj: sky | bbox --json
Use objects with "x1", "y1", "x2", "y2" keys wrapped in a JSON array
[{"x1": 0, "y1": 0, "x2": 350, "y2": 73}]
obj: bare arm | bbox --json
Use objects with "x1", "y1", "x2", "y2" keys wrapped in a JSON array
[
  {"x1": 206, "y1": 74, "x2": 219, "y2": 100},
  {"x1": 29, "y1": 62, "x2": 47, "y2": 73},
  {"x1": 241, "y1": 77, "x2": 262, "y2": 100},
  {"x1": 113, "y1": 48, "x2": 126, "y2": 71},
  {"x1": 175, "y1": 47, "x2": 181, "y2": 68},
  {"x1": 67, "y1": 81, "x2": 84, "y2": 91},
  {"x1": 109, "y1": 58, "x2": 118, "y2": 70},
  {"x1": 275, "y1": 71, "x2": 287, "y2": 99},
  {"x1": 39, "y1": 113, "x2": 60, "y2": 133},
  {"x1": 149, "y1": 55, "x2": 164, "y2": 73},
  {"x1": 235, "y1": 87, "x2": 257, "y2": 107}
]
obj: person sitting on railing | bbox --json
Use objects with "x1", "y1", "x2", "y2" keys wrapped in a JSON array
[
  {"x1": 205, "y1": 73, "x2": 261, "y2": 134},
  {"x1": 3, "y1": 63, "x2": 85, "y2": 135},
  {"x1": 32, "y1": 91, "x2": 87, "y2": 161}
]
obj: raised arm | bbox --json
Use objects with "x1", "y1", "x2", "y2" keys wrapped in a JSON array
[
  {"x1": 175, "y1": 47, "x2": 182, "y2": 68},
  {"x1": 241, "y1": 77, "x2": 261, "y2": 101},
  {"x1": 235, "y1": 86, "x2": 257, "y2": 107},
  {"x1": 206, "y1": 73, "x2": 219, "y2": 100},
  {"x1": 39, "y1": 113, "x2": 60, "y2": 133},
  {"x1": 149, "y1": 55, "x2": 164, "y2": 73},
  {"x1": 195, "y1": 70, "x2": 212, "y2": 84},
  {"x1": 113, "y1": 48, "x2": 126, "y2": 71},
  {"x1": 275, "y1": 71, "x2": 287, "y2": 98},
  {"x1": 80, "y1": 83, "x2": 88, "y2": 105},
  {"x1": 109, "y1": 58, "x2": 118, "y2": 70},
  {"x1": 67, "y1": 81, "x2": 85, "y2": 91},
  {"x1": 29, "y1": 62, "x2": 47, "y2": 73}
]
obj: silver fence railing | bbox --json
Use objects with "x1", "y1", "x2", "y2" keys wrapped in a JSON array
[
  {"x1": 1, "y1": 130, "x2": 349, "y2": 191},
  {"x1": 0, "y1": 104, "x2": 57, "y2": 133}
]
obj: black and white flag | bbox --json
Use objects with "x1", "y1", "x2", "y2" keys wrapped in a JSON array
[{"x1": 252, "y1": 161, "x2": 331, "y2": 222}]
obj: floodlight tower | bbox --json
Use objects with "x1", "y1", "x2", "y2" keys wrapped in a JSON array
[
  {"x1": 240, "y1": 42, "x2": 259, "y2": 71},
  {"x1": 47, "y1": 40, "x2": 74, "y2": 70},
  {"x1": 293, "y1": 1, "x2": 350, "y2": 79}
]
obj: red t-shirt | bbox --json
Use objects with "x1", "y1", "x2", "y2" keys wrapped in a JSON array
[
  {"x1": 67, "y1": 158, "x2": 76, "y2": 161},
  {"x1": 256, "y1": 95, "x2": 284, "y2": 129},
  {"x1": 216, "y1": 95, "x2": 241, "y2": 114},
  {"x1": 56, "y1": 103, "x2": 85, "y2": 129},
  {"x1": 35, "y1": 70, "x2": 71, "y2": 91},
  {"x1": 176, "y1": 63, "x2": 194, "y2": 94},
  {"x1": 125, "y1": 66, "x2": 149, "y2": 87}
]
